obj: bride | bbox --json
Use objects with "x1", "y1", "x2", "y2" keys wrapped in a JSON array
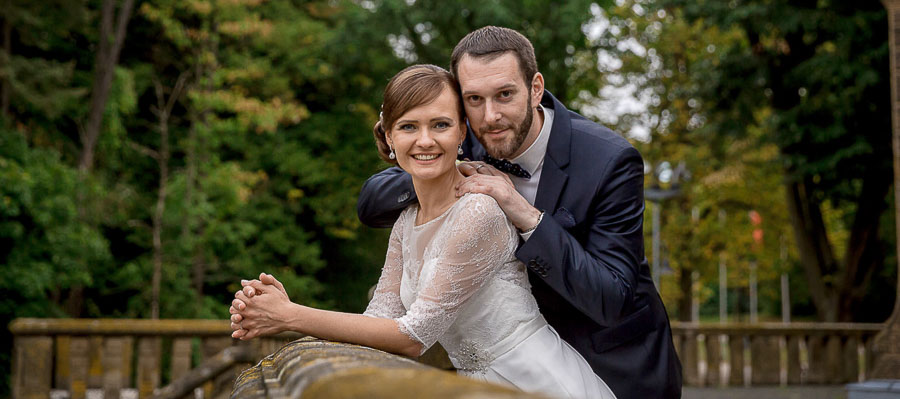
[{"x1": 229, "y1": 64, "x2": 615, "y2": 399}]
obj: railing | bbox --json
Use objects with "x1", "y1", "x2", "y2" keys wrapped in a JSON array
[
  {"x1": 10, "y1": 318, "x2": 887, "y2": 398},
  {"x1": 671, "y1": 321, "x2": 884, "y2": 387},
  {"x1": 9, "y1": 318, "x2": 299, "y2": 399}
]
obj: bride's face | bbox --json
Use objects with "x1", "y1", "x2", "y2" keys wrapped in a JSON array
[{"x1": 387, "y1": 86, "x2": 465, "y2": 181}]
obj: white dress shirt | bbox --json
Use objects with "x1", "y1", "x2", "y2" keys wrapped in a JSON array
[{"x1": 508, "y1": 104, "x2": 553, "y2": 240}]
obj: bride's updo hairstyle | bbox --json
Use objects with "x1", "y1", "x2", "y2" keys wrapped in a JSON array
[{"x1": 374, "y1": 64, "x2": 465, "y2": 165}]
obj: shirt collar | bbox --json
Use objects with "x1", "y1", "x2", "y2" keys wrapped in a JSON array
[{"x1": 510, "y1": 104, "x2": 554, "y2": 174}]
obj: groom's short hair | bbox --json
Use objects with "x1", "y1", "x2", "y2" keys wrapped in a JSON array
[{"x1": 450, "y1": 26, "x2": 538, "y2": 86}]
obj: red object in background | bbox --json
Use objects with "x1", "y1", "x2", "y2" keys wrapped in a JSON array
[
  {"x1": 749, "y1": 210, "x2": 763, "y2": 249},
  {"x1": 749, "y1": 210, "x2": 762, "y2": 226},
  {"x1": 753, "y1": 229, "x2": 764, "y2": 244}
]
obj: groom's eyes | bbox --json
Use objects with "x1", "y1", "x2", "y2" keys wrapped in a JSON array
[{"x1": 465, "y1": 91, "x2": 514, "y2": 106}]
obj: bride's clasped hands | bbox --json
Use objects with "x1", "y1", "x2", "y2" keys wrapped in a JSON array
[{"x1": 229, "y1": 273, "x2": 294, "y2": 340}]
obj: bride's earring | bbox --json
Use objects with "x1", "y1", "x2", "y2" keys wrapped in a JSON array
[
  {"x1": 388, "y1": 142, "x2": 396, "y2": 160},
  {"x1": 458, "y1": 144, "x2": 464, "y2": 156}
]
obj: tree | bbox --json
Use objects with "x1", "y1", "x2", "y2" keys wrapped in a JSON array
[
  {"x1": 582, "y1": 1, "x2": 800, "y2": 321},
  {"x1": 79, "y1": 0, "x2": 135, "y2": 172},
  {"x1": 0, "y1": 0, "x2": 90, "y2": 133},
  {"x1": 657, "y1": 0, "x2": 893, "y2": 322},
  {"x1": 355, "y1": 0, "x2": 612, "y2": 104}
]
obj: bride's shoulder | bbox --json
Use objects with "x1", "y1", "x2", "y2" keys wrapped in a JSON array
[{"x1": 455, "y1": 193, "x2": 505, "y2": 220}]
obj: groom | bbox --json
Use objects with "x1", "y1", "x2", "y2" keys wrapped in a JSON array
[{"x1": 357, "y1": 26, "x2": 682, "y2": 397}]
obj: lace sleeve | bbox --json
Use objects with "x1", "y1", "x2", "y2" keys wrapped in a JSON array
[
  {"x1": 396, "y1": 194, "x2": 516, "y2": 353},
  {"x1": 363, "y1": 212, "x2": 407, "y2": 319}
]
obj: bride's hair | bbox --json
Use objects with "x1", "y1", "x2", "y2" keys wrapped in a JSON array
[{"x1": 373, "y1": 65, "x2": 464, "y2": 165}]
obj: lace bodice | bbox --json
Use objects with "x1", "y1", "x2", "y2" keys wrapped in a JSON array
[{"x1": 364, "y1": 193, "x2": 541, "y2": 372}]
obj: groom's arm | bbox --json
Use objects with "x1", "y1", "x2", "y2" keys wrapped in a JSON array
[
  {"x1": 516, "y1": 146, "x2": 645, "y2": 327},
  {"x1": 357, "y1": 167, "x2": 418, "y2": 228},
  {"x1": 456, "y1": 146, "x2": 645, "y2": 327}
]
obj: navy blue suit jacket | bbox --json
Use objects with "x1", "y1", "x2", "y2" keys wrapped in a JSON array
[{"x1": 357, "y1": 91, "x2": 682, "y2": 398}]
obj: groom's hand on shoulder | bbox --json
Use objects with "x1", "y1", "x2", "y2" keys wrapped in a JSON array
[
  {"x1": 455, "y1": 164, "x2": 541, "y2": 233},
  {"x1": 457, "y1": 161, "x2": 480, "y2": 177}
]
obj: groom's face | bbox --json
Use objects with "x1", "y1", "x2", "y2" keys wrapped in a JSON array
[{"x1": 457, "y1": 52, "x2": 540, "y2": 160}]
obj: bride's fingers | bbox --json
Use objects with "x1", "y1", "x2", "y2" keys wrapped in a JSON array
[
  {"x1": 234, "y1": 291, "x2": 252, "y2": 308},
  {"x1": 232, "y1": 328, "x2": 247, "y2": 339},
  {"x1": 242, "y1": 328, "x2": 258, "y2": 340},
  {"x1": 231, "y1": 313, "x2": 243, "y2": 323},
  {"x1": 261, "y1": 273, "x2": 288, "y2": 296},
  {"x1": 241, "y1": 279, "x2": 263, "y2": 294},
  {"x1": 245, "y1": 280, "x2": 279, "y2": 299}
]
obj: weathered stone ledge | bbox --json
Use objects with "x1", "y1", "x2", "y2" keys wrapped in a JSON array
[{"x1": 231, "y1": 337, "x2": 547, "y2": 398}]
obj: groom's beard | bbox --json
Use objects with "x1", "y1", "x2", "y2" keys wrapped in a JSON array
[{"x1": 477, "y1": 96, "x2": 534, "y2": 160}]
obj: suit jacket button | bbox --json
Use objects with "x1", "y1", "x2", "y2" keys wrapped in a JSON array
[{"x1": 398, "y1": 191, "x2": 410, "y2": 203}]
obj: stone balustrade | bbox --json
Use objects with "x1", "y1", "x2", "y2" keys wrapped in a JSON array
[
  {"x1": 9, "y1": 318, "x2": 298, "y2": 399},
  {"x1": 671, "y1": 321, "x2": 883, "y2": 387},
  {"x1": 9, "y1": 318, "x2": 887, "y2": 398}
]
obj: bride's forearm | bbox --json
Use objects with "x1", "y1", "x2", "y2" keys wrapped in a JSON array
[{"x1": 284, "y1": 303, "x2": 424, "y2": 357}]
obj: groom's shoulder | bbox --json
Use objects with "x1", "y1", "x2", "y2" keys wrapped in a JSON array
[{"x1": 565, "y1": 110, "x2": 638, "y2": 160}]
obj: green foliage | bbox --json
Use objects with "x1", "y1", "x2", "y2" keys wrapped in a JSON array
[
  {"x1": 669, "y1": 0, "x2": 893, "y2": 323},
  {"x1": 349, "y1": 0, "x2": 612, "y2": 103},
  {"x1": 587, "y1": 1, "x2": 797, "y2": 320},
  {"x1": 595, "y1": 0, "x2": 893, "y2": 322},
  {"x1": 0, "y1": 131, "x2": 111, "y2": 317},
  {"x1": 0, "y1": 129, "x2": 113, "y2": 397},
  {"x1": 658, "y1": 0, "x2": 891, "y2": 202}
]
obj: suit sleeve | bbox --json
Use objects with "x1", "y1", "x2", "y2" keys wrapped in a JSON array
[
  {"x1": 357, "y1": 167, "x2": 418, "y2": 228},
  {"x1": 516, "y1": 146, "x2": 646, "y2": 327}
]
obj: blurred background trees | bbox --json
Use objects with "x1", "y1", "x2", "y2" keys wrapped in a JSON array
[
  {"x1": 0, "y1": 0, "x2": 893, "y2": 396},
  {"x1": 585, "y1": 0, "x2": 893, "y2": 324}
]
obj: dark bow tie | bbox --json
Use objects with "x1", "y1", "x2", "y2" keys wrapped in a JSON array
[{"x1": 483, "y1": 154, "x2": 531, "y2": 179}]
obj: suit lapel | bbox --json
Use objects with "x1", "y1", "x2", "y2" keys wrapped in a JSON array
[
  {"x1": 534, "y1": 91, "x2": 571, "y2": 212},
  {"x1": 535, "y1": 156, "x2": 568, "y2": 211}
]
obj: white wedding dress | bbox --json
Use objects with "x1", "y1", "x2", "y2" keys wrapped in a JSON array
[{"x1": 363, "y1": 193, "x2": 615, "y2": 399}]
